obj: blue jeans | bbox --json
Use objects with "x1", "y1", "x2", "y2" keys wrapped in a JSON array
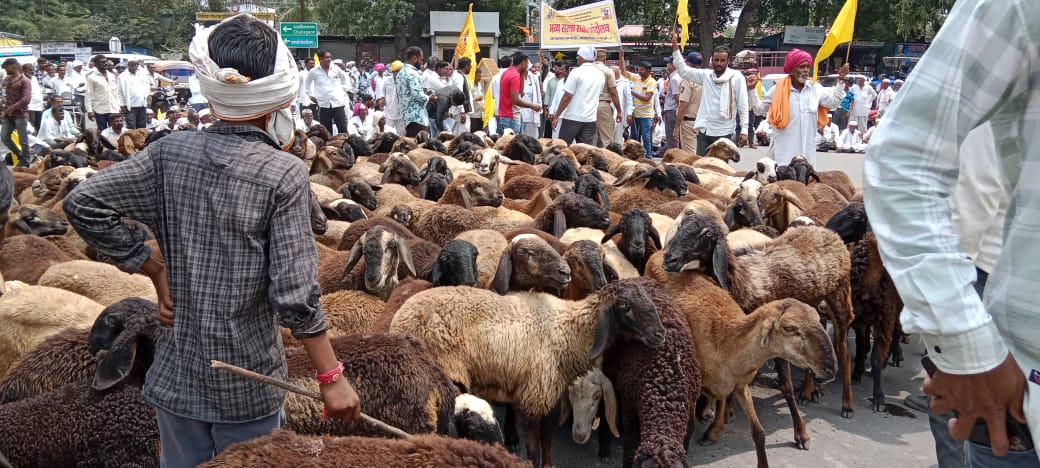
[
  {"x1": 634, "y1": 117, "x2": 652, "y2": 158},
  {"x1": 498, "y1": 116, "x2": 521, "y2": 134},
  {"x1": 965, "y1": 442, "x2": 1039, "y2": 468},
  {"x1": 155, "y1": 406, "x2": 285, "y2": 468}
]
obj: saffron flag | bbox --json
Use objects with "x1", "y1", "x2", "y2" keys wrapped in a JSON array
[
  {"x1": 482, "y1": 78, "x2": 495, "y2": 125},
  {"x1": 455, "y1": 3, "x2": 480, "y2": 84},
  {"x1": 813, "y1": 0, "x2": 857, "y2": 80},
  {"x1": 313, "y1": 52, "x2": 320, "y2": 66},
  {"x1": 676, "y1": 0, "x2": 691, "y2": 50}
]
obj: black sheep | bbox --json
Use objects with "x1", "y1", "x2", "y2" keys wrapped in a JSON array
[
  {"x1": 432, "y1": 240, "x2": 480, "y2": 287},
  {"x1": 825, "y1": 202, "x2": 869, "y2": 244},
  {"x1": 602, "y1": 209, "x2": 661, "y2": 275},
  {"x1": 419, "y1": 172, "x2": 450, "y2": 201},
  {"x1": 419, "y1": 156, "x2": 454, "y2": 182},
  {"x1": 790, "y1": 155, "x2": 821, "y2": 185},
  {"x1": 340, "y1": 177, "x2": 381, "y2": 211},
  {"x1": 421, "y1": 138, "x2": 449, "y2": 154},
  {"x1": 345, "y1": 134, "x2": 373, "y2": 156},
  {"x1": 503, "y1": 134, "x2": 543, "y2": 164},
  {"x1": 642, "y1": 164, "x2": 689, "y2": 197},
  {"x1": 573, "y1": 172, "x2": 611, "y2": 211},
  {"x1": 370, "y1": 132, "x2": 400, "y2": 154},
  {"x1": 541, "y1": 157, "x2": 578, "y2": 182}
]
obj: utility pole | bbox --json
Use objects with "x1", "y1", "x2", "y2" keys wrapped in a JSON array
[{"x1": 299, "y1": 0, "x2": 305, "y2": 22}]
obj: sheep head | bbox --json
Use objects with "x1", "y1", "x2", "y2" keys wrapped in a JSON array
[
  {"x1": 611, "y1": 163, "x2": 656, "y2": 187},
  {"x1": 674, "y1": 164, "x2": 701, "y2": 185},
  {"x1": 602, "y1": 210, "x2": 661, "y2": 274},
  {"x1": 341, "y1": 177, "x2": 381, "y2": 211},
  {"x1": 573, "y1": 172, "x2": 610, "y2": 211},
  {"x1": 418, "y1": 172, "x2": 450, "y2": 201},
  {"x1": 643, "y1": 164, "x2": 689, "y2": 198},
  {"x1": 445, "y1": 173, "x2": 503, "y2": 209},
  {"x1": 453, "y1": 394, "x2": 505, "y2": 445},
  {"x1": 704, "y1": 137, "x2": 741, "y2": 162},
  {"x1": 825, "y1": 201, "x2": 868, "y2": 244},
  {"x1": 758, "y1": 184, "x2": 807, "y2": 231},
  {"x1": 504, "y1": 135, "x2": 543, "y2": 164},
  {"x1": 8, "y1": 204, "x2": 69, "y2": 237},
  {"x1": 749, "y1": 157, "x2": 777, "y2": 184},
  {"x1": 88, "y1": 297, "x2": 161, "y2": 391},
  {"x1": 371, "y1": 132, "x2": 400, "y2": 154},
  {"x1": 790, "y1": 155, "x2": 820, "y2": 185},
  {"x1": 534, "y1": 192, "x2": 611, "y2": 238},
  {"x1": 491, "y1": 234, "x2": 571, "y2": 294},
  {"x1": 419, "y1": 156, "x2": 453, "y2": 182},
  {"x1": 345, "y1": 134, "x2": 373, "y2": 156},
  {"x1": 380, "y1": 153, "x2": 421, "y2": 186},
  {"x1": 661, "y1": 213, "x2": 731, "y2": 292},
  {"x1": 564, "y1": 240, "x2": 616, "y2": 296},
  {"x1": 725, "y1": 180, "x2": 764, "y2": 229},
  {"x1": 541, "y1": 157, "x2": 578, "y2": 182},
  {"x1": 559, "y1": 368, "x2": 619, "y2": 444},
  {"x1": 757, "y1": 298, "x2": 838, "y2": 383},
  {"x1": 321, "y1": 199, "x2": 367, "y2": 223},
  {"x1": 308, "y1": 192, "x2": 330, "y2": 234},
  {"x1": 589, "y1": 281, "x2": 666, "y2": 359},
  {"x1": 431, "y1": 240, "x2": 479, "y2": 287},
  {"x1": 343, "y1": 225, "x2": 416, "y2": 300},
  {"x1": 389, "y1": 205, "x2": 413, "y2": 227},
  {"x1": 621, "y1": 140, "x2": 646, "y2": 160}
]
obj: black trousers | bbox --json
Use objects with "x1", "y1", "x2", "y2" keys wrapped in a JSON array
[
  {"x1": 558, "y1": 119, "x2": 596, "y2": 145},
  {"x1": 125, "y1": 107, "x2": 147, "y2": 129},
  {"x1": 696, "y1": 132, "x2": 734, "y2": 156},
  {"x1": 319, "y1": 106, "x2": 348, "y2": 136}
]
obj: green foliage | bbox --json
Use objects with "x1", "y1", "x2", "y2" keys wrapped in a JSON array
[
  {"x1": 753, "y1": 0, "x2": 952, "y2": 42},
  {"x1": 0, "y1": 0, "x2": 91, "y2": 41},
  {"x1": 315, "y1": 0, "x2": 416, "y2": 39}
]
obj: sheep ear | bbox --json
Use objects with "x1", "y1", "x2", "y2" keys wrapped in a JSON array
[
  {"x1": 343, "y1": 234, "x2": 366, "y2": 278},
  {"x1": 598, "y1": 372, "x2": 620, "y2": 438},
  {"x1": 603, "y1": 262, "x2": 619, "y2": 283},
  {"x1": 558, "y1": 393, "x2": 572, "y2": 427},
  {"x1": 498, "y1": 155, "x2": 521, "y2": 165},
  {"x1": 490, "y1": 250, "x2": 512, "y2": 295},
  {"x1": 597, "y1": 185, "x2": 610, "y2": 211},
  {"x1": 321, "y1": 205, "x2": 340, "y2": 220},
  {"x1": 380, "y1": 168, "x2": 393, "y2": 184},
  {"x1": 419, "y1": 183, "x2": 430, "y2": 200},
  {"x1": 456, "y1": 185, "x2": 474, "y2": 209},
  {"x1": 647, "y1": 225, "x2": 662, "y2": 250},
  {"x1": 743, "y1": 170, "x2": 755, "y2": 181},
  {"x1": 724, "y1": 205, "x2": 736, "y2": 228},
  {"x1": 552, "y1": 208, "x2": 567, "y2": 238},
  {"x1": 540, "y1": 190, "x2": 553, "y2": 211},
  {"x1": 431, "y1": 257, "x2": 443, "y2": 286},
  {"x1": 93, "y1": 334, "x2": 138, "y2": 391},
  {"x1": 781, "y1": 190, "x2": 806, "y2": 211},
  {"x1": 588, "y1": 306, "x2": 613, "y2": 360},
  {"x1": 710, "y1": 236, "x2": 730, "y2": 292},
  {"x1": 601, "y1": 224, "x2": 621, "y2": 244},
  {"x1": 370, "y1": 184, "x2": 382, "y2": 191},
  {"x1": 396, "y1": 238, "x2": 417, "y2": 278},
  {"x1": 446, "y1": 168, "x2": 454, "y2": 183}
]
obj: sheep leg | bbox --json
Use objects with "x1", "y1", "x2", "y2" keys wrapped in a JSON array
[
  {"x1": 539, "y1": 416, "x2": 554, "y2": 468},
  {"x1": 870, "y1": 321, "x2": 896, "y2": 413},
  {"x1": 890, "y1": 335, "x2": 904, "y2": 367},
  {"x1": 523, "y1": 416, "x2": 544, "y2": 467},
  {"x1": 828, "y1": 289, "x2": 856, "y2": 419},
  {"x1": 851, "y1": 325, "x2": 870, "y2": 384},
  {"x1": 504, "y1": 405, "x2": 521, "y2": 453},
  {"x1": 596, "y1": 404, "x2": 613, "y2": 463},
  {"x1": 699, "y1": 397, "x2": 727, "y2": 446},
  {"x1": 776, "y1": 359, "x2": 810, "y2": 450},
  {"x1": 797, "y1": 371, "x2": 822, "y2": 404},
  {"x1": 734, "y1": 385, "x2": 769, "y2": 468}
]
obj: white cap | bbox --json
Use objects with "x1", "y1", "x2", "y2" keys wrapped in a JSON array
[
  {"x1": 198, "y1": 108, "x2": 211, "y2": 118},
  {"x1": 895, "y1": 79, "x2": 905, "y2": 84},
  {"x1": 577, "y1": 45, "x2": 595, "y2": 61},
  {"x1": 70, "y1": 60, "x2": 83, "y2": 68},
  {"x1": 881, "y1": 78, "x2": 890, "y2": 84},
  {"x1": 332, "y1": 59, "x2": 344, "y2": 65},
  {"x1": 848, "y1": 120, "x2": 858, "y2": 126}
]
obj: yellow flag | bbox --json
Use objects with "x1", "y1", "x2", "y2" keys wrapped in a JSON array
[
  {"x1": 455, "y1": 4, "x2": 480, "y2": 84},
  {"x1": 813, "y1": 0, "x2": 857, "y2": 80},
  {"x1": 676, "y1": 0, "x2": 691, "y2": 50},
  {"x1": 313, "y1": 52, "x2": 320, "y2": 66},
  {"x1": 482, "y1": 78, "x2": 495, "y2": 124},
  {"x1": 157, "y1": 107, "x2": 165, "y2": 124}
]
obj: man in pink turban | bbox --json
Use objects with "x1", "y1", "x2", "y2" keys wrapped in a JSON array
[{"x1": 748, "y1": 49, "x2": 849, "y2": 165}]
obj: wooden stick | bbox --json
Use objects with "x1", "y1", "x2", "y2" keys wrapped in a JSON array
[
  {"x1": 845, "y1": 41, "x2": 852, "y2": 64},
  {"x1": 210, "y1": 360, "x2": 413, "y2": 440}
]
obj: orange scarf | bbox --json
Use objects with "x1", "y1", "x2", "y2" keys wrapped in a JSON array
[{"x1": 767, "y1": 76, "x2": 829, "y2": 130}]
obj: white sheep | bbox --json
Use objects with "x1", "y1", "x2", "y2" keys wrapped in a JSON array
[
  {"x1": 0, "y1": 285, "x2": 105, "y2": 374},
  {"x1": 560, "y1": 227, "x2": 640, "y2": 279},
  {"x1": 37, "y1": 260, "x2": 157, "y2": 306}
]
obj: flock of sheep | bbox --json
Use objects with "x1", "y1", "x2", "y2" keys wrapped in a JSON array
[{"x1": 0, "y1": 123, "x2": 904, "y2": 468}]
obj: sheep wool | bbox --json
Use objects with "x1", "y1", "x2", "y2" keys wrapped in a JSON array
[
  {"x1": 0, "y1": 285, "x2": 104, "y2": 375},
  {"x1": 37, "y1": 260, "x2": 158, "y2": 306}
]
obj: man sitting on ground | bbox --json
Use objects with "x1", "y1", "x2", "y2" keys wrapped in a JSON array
[
  {"x1": 837, "y1": 119, "x2": 866, "y2": 153},
  {"x1": 101, "y1": 113, "x2": 127, "y2": 148},
  {"x1": 37, "y1": 106, "x2": 80, "y2": 148}
]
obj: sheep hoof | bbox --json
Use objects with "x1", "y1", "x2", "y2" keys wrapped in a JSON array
[
  {"x1": 841, "y1": 406, "x2": 854, "y2": 418},
  {"x1": 797, "y1": 387, "x2": 822, "y2": 404},
  {"x1": 794, "y1": 433, "x2": 810, "y2": 450},
  {"x1": 871, "y1": 395, "x2": 886, "y2": 413},
  {"x1": 890, "y1": 355, "x2": 904, "y2": 368},
  {"x1": 698, "y1": 433, "x2": 719, "y2": 447}
]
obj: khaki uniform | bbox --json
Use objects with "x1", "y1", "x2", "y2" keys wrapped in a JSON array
[
  {"x1": 677, "y1": 79, "x2": 703, "y2": 153},
  {"x1": 593, "y1": 62, "x2": 617, "y2": 146}
]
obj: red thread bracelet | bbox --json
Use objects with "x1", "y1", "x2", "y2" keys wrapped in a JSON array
[{"x1": 316, "y1": 361, "x2": 344, "y2": 385}]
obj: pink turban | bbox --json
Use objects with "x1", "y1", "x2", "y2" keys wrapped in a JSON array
[
  {"x1": 784, "y1": 49, "x2": 812, "y2": 74},
  {"x1": 352, "y1": 103, "x2": 367, "y2": 117}
]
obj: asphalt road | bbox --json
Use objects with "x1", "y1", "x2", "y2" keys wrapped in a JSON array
[{"x1": 528, "y1": 148, "x2": 940, "y2": 467}]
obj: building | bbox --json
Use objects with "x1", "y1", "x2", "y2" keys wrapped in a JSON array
[{"x1": 428, "y1": 11, "x2": 500, "y2": 63}]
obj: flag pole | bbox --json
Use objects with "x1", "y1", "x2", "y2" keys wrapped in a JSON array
[{"x1": 845, "y1": 41, "x2": 852, "y2": 64}]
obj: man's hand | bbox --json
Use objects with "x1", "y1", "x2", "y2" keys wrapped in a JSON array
[
  {"x1": 670, "y1": 32, "x2": 679, "y2": 51},
  {"x1": 626, "y1": 115, "x2": 634, "y2": 126},
  {"x1": 529, "y1": 103, "x2": 542, "y2": 113},
  {"x1": 321, "y1": 377, "x2": 362, "y2": 423},
  {"x1": 615, "y1": 114, "x2": 622, "y2": 124},
  {"x1": 838, "y1": 63, "x2": 850, "y2": 79},
  {"x1": 460, "y1": 114, "x2": 467, "y2": 124},
  {"x1": 673, "y1": 128, "x2": 681, "y2": 143},
  {"x1": 926, "y1": 353, "x2": 1027, "y2": 457},
  {"x1": 88, "y1": 111, "x2": 95, "y2": 120},
  {"x1": 737, "y1": 134, "x2": 749, "y2": 147},
  {"x1": 309, "y1": 96, "x2": 318, "y2": 104},
  {"x1": 120, "y1": 106, "x2": 128, "y2": 115},
  {"x1": 550, "y1": 115, "x2": 559, "y2": 129},
  {"x1": 139, "y1": 258, "x2": 173, "y2": 327}
]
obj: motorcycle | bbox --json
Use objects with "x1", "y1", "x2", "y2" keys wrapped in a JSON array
[{"x1": 150, "y1": 86, "x2": 179, "y2": 114}]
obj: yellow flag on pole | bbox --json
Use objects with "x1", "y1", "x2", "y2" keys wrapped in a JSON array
[
  {"x1": 813, "y1": 0, "x2": 857, "y2": 80},
  {"x1": 313, "y1": 52, "x2": 320, "y2": 66},
  {"x1": 482, "y1": 77, "x2": 495, "y2": 125},
  {"x1": 455, "y1": 3, "x2": 480, "y2": 84},
  {"x1": 676, "y1": 0, "x2": 691, "y2": 50}
]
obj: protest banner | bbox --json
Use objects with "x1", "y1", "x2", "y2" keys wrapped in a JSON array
[{"x1": 539, "y1": 0, "x2": 620, "y2": 50}]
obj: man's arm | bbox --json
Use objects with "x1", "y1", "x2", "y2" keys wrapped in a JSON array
[
  {"x1": 863, "y1": 0, "x2": 1028, "y2": 376},
  {"x1": 668, "y1": 33, "x2": 707, "y2": 85},
  {"x1": 63, "y1": 149, "x2": 158, "y2": 273},
  {"x1": 551, "y1": 91, "x2": 574, "y2": 129},
  {"x1": 268, "y1": 164, "x2": 361, "y2": 423},
  {"x1": 736, "y1": 75, "x2": 750, "y2": 136}
]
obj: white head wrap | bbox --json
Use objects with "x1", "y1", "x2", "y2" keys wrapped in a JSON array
[
  {"x1": 577, "y1": 46, "x2": 595, "y2": 61},
  {"x1": 188, "y1": 14, "x2": 299, "y2": 148}
]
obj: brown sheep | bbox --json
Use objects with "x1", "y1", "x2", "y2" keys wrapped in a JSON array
[
  {"x1": 319, "y1": 289, "x2": 387, "y2": 336},
  {"x1": 850, "y1": 232, "x2": 905, "y2": 413},
  {"x1": 655, "y1": 212, "x2": 856, "y2": 421},
  {"x1": 501, "y1": 181, "x2": 571, "y2": 217},
  {"x1": 200, "y1": 429, "x2": 528, "y2": 468},
  {"x1": 501, "y1": 174, "x2": 552, "y2": 200},
  {"x1": 813, "y1": 170, "x2": 857, "y2": 201},
  {"x1": 807, "y1": 181, "x2": 849, "y2": 205},
  {"x1": 0, "y1": 235, "x2": 75, "y2": 284},
  {"x1": 758, "y1": 180, "x2": 817, "y2": 232},
  {"x1": 504, "y1": 163, "x2": 540, "y2": 183},
  {"x1": 662, "y1": 147, "x2": 700, "y2": 164}
]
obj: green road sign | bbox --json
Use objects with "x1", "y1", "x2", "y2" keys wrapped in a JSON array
[{"x1": 280, "y1": 22, "x2": 319, "y2": 48}]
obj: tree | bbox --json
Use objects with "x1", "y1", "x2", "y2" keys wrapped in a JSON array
[
  {"x1": 753, "y1": 0, "x2": 953, "y2": 43},
  {"x1": 730, "y1": 0, "x2": 761, "y2": 51},
  {"x1": 0, "y1": 0, "x2": 90, "y2": 41}
]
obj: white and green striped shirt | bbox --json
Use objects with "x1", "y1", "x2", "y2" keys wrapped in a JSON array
[{"x1": 864, "y1": 0, "x2": 1039, "y2": 390}]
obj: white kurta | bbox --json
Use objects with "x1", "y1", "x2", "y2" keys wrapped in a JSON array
[{"x1": 757, "y1": 80, "x2": 843, "y2": 166}]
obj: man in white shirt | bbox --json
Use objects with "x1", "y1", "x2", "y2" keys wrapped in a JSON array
[
  {"x1": 384, "y1": 61, "x2": 404, "y2": 135},
  {"x1": 146, "y1": 62, "x2": 176, "y2": 90},
  {"x1": 305, "y1": 50, "x2": 350, "y2": 135},
  {"x1": 669, "y1": 34, "x2": 750, "y2": 155},
  {"x1": 145, "y1": 108, "x2": 160, "y2": 131},
  {"x1": 546, "y1": 64, "x2": 570, "y2": 139},
  {"x1": 118, "y1": 60, "x2": 151, "y2": 129},
  {"x1": 422, "y1": 57, "x2": 443, "y2": 95},
  {"x1": 37, "y1": 106, "x2": 80, "y2": 147},
  {"x1": 520, "y1": 60, "x2": 543, "y2": 139},
  {"x1": 451, "y1": 58, "x2": 477, "y2": 136},
  {"x1": 551, "y1": 46, "x2": 606, "y2": 145},
  {"x1": 875, "y1": 79, "x2": 895, "y2": 115},
  {"x1": 850, "y1": 76, "x2": 876, "y2": 131},
  {"x1": 612, "y1": 66, "x2": 634, "y2": 145},
  {"x1": 373, "y1": 63, "x2": 388, "y2": 108},
  {"x1": 347, "y1": 103, "x2": 373, "y2": 140},
  {"x1": 100, "y1": 113, "x2": 126, "y2": 147},
  {"x1": 816, "y1": 114, "x2": 840, "y2": 151},
  {"x1": 295, "y1": 109, "x2": 319, "y2": 132},
  {"x1": 836, "y1": 120, "x2": 865, "y2": 152},
  {"x1": 66, "y1": 60, "x2": 87, "y2": 115},
  {"x1": 85, "y1": 55, "x2": 120, "y2": 131},
  {"x1": 44, "y1": 64, "x2": 72, "y2": 96}
]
